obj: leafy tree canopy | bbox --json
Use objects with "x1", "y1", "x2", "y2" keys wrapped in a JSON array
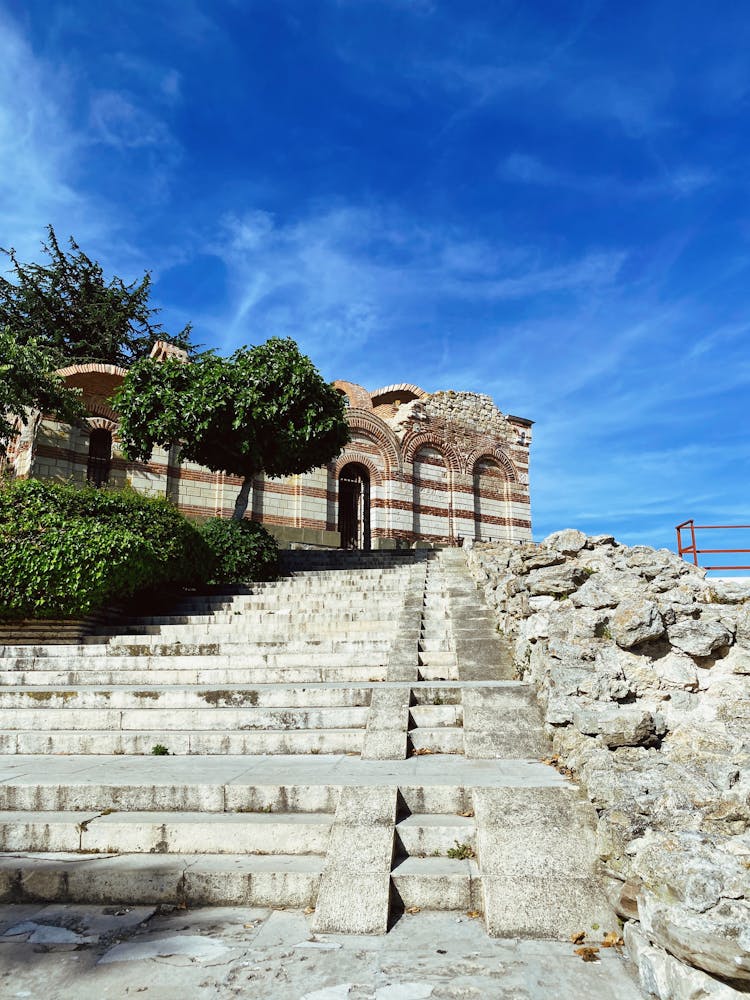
[
  {"x1": 0, "y1": 327, "x2": 84, "y2": 458},
  {"x1": 115, "y1": 337, "x2": 350, "y2": 518},
  {"x1": 0, "y1": 225, "x2": 192, "y2": 367}
]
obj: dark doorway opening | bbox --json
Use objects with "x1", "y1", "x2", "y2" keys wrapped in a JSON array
[
  {"x1": 338, "y1": 462, "x2": 370, "y2": 549},
  {"x1": 87, "y1": 428, "x2": 112, "y2": 487}
]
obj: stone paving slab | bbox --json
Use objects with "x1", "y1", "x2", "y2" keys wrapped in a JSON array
[{"x1": 0, "y1": 904, "x2": 645, "y2": 999}]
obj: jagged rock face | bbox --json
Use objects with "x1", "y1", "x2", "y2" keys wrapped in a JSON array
[{"x1": 466, "y1": 534, "x2": 750, "y2": 996}]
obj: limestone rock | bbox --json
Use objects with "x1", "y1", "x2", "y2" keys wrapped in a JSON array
[
  {"x1": 543, "y1": 528, "x2": 588, "y2": 555},
  {"x1": 651, "y1": 652, "x2": 699, "y2": 691},
  {"x1": 466, "y1": 532, "x2": 750, "y2": 993},
  {"x1": 611, "y1": 598, "x2": 665, "y2": 648},
  {"x1": 570, "y1": 578, "x2": 618, "y2": 609},
  {"x1": 573, "y1": 706, "x2": 664, "y2": 748},
  {"x1": 668, "y1": 619, "x2": 733, "y2": 658},
  {"x1": 525, "y1": 564, "x2": 584, "y2": 597}
]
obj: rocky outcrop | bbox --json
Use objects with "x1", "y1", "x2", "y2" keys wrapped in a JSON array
[{"x1": 466, "y1": 532, "x2": 750, "y2": 999}]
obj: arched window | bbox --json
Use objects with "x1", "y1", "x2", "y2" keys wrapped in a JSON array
[{"x1": 87, "y1": 428, "x2": 112, "y2": 487}]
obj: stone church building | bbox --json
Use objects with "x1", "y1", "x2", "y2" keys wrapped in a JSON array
[{"x1": 5, "y1": 345, "x2": 533, "y2": 549}]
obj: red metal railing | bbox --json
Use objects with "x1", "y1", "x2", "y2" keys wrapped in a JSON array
[{"x1": 675, "y1": 520, "x2": 750, "y2": 571}]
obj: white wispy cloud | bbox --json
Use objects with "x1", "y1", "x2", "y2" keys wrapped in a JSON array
[
  {"x1": 199, "y1": 203, "x2": 627, "y2": 380},
  {"x1": 502, "y1": 152, "x2": 714, "y2": 199}
]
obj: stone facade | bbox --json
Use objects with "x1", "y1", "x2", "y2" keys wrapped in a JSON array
[{"x1": 3, "y1": 358, "x2": 533, "y2": 549}]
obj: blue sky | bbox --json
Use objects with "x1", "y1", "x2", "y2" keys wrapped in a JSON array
[{"x1": 2, "y1": 1, "x2": 749, "y2": 559}]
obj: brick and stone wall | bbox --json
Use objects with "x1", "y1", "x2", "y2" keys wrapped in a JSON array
[{"x1": 7, "y1": 359, "x2": 533, "y2": 549}]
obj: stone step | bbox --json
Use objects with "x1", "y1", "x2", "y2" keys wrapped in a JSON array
[
  {"x1": 0, "y1": 650, "x2": 391, "y2": 667},
  {"x1": 0, "y1": 666, "x2": 389, "y2": 685},
  {"x1": 417, "y1": 651, "x2": 456, "y2": 667},
  {"x1": 0, "y1": 852, "x2": 322, "y2": 908},
  {"x1": 0, "y1": 755, "x2": 565, "y2": 813},
  {"x1": 408, "y1": 729, "x2": 464, "y2": 754},
  {"x1": 391, "y1": 856, "x2": 482, "y2": 911},
  {"x1": 0, "y1": 706, "x2": 370, "y2": 732},
  {"x1": 0, "y1": 811, "x2": 334, "y2": 854},
  {"x1": 105, "y1": 617, "x2": 398, "y2": 634},
  {"x1": 0, "y1": 685, "x2": 375, "y2": 709},
  {"x1": 104, "y1": 637, "x2": 394, "y2": 653},
  {"x1": 395, "y1": 814, "x2": 475, "y2": 857},
  {"x1": 114, "y1": 612, "x2": 400, "y2": 628},
  {"x1": 408, "y1": 706, "x2": 463, "y2": 728},
  {"x1": 1, "y1": 729, "x2": 364, "y2": 755}
]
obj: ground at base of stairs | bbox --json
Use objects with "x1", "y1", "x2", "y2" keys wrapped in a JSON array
[{"x1": 0, "y1": 903, "x2": 645, "y2": 1000}]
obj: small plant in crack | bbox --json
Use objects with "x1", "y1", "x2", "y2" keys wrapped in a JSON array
[
  {"x1": 151, "y1": 744, "x2": 170, "y2": 755},
  {"x1": 447, "y1": 841, "x2": 475, "y2": 860}
]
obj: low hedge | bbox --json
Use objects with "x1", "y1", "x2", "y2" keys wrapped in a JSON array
[
  {"x1": 0, "y1": 479, "x2": 210, "y2": 620},
  {"x1": 199, "y1": 518, "x2": 279, "y2": 584}
]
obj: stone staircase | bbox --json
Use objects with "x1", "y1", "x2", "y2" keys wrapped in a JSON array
[{"x1": 0, "y1": 549, "x2": 617, "y2": 939}]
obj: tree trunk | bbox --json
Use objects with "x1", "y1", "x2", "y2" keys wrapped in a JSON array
[{"x1": 232, "y1": 475, "x2": 252, "y2": 521}]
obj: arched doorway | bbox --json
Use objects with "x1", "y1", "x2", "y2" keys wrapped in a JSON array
[{"x1": 338, "y1": 462, "x2": 370, "y2": 550}]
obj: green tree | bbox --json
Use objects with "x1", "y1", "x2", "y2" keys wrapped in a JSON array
[
  {"x1": 0, "y1": 225, "x2": 192, "y2": 367},
  {"x1": 0, "y1": 327, "x2": 84, "y2": 458},
  {"x1": 115, "y1": 337, "x2": 350, "y2": 519}
]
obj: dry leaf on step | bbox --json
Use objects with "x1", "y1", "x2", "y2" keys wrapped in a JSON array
[
  {"x1": 303, "y1": 906, "x2": 315, "y2": 915},
  {"x1": 574, "y1": 946, "x2": 600, "y2": 962},
  {"x1": 406, "y1": 906, "x2": 421, "y2": 914},
  {"x1": 601, "y1": 931, "x2": 624, "y2": 948},
  {"x1": 570, "y1": 930, "x2": 586, "y2": 944},
  {"x1": 466, "y1": 911, "x2": 481, "y2": 919}
]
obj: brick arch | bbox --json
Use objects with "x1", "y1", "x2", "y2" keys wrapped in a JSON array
[
  {"x1": 403, "y1": 431, "x2": 460, "y2": 472},
  {"x1": 56, "y1": 363, "x2": 128, "y2": 379},
  {"x1": 85, "y1": 416, "x2": 118, "y2": 434},
  {"x1": 333, "y1": 452, "x2": 383, "y2": 487},
  {"x1": 85, "y1": 398, "x2": 119, "y2": 423},
  {"x1": 346, "y1": 410, "x2": 402, "y2": 475},
  {"x1": 369, "y1": 382, "x2": 427, "y2": 405},
  {"x1": 468, "y1": 448, "x2": 518, "y2": 483},
  {"x1": 332, "y1": 380, "x2": 373, "y2": 410}
]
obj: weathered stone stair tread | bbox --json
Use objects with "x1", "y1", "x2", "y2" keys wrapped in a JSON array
[
  {"x1": 0, "y1": 852, "x2": 323, "y2": 906},
  {"x1": 0, "y1": 685, "x2": 376, "y2": 708},
  {"x1": 0, "y1": 754, "x2": 570, "y2": 790},
  {"x1": 1, "y1": 706, "x2": 370, "y2": 730},
  {"x1": 0, "y1": 667, "x2": 390, "y2": 685},
  {"x1": 0, "y1": 810, "x2": 334, "y2": 853},
  {"x1": 2, "y1": 730, "x2": 365, "y2": 755}
]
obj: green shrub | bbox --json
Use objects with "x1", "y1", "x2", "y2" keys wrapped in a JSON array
[
  {"x1": 199, "y1": 518, "x2": 279, "y2": 584},
  {"x1": 0, "y1": 479, "x2": 211, "y2": 620}
]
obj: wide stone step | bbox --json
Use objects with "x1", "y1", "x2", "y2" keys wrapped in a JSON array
[
  {"x1": 0, "y1": 651, "x2": 390, "y2": 667},
  {"x1": 116, "y1": 612, "x2": 399, "y2": 628},
  {"x1": 0, "y1": 754, "x2": 565, "y2": 813},
  {"x1": 0, "y1": 685, "x2": 374, "y2": 709},
  {"x1": 0, "y1": 666, "x2": 389, "y2": 685},
  {"x1": 1, "y1": 729, "x2": 364, "y2": 755},
  {"x1": 0, "y1": 810, "x2": 334, "y2": 854},
  {"x1": 0, "y1": 706, "x2": 370, "y2": 732},
  {"x1": 391, "y1": 856, "x2": 482, "y2": 911},
  {"x1": 0, "y1": 852, "x2": 322, "y2": 907},
  {"x1": 105, "y1": 637, "x2": 394, "y2": 653},
  {"x1": 109, "y1": 617, "x2": 398, "y2": 634}
]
